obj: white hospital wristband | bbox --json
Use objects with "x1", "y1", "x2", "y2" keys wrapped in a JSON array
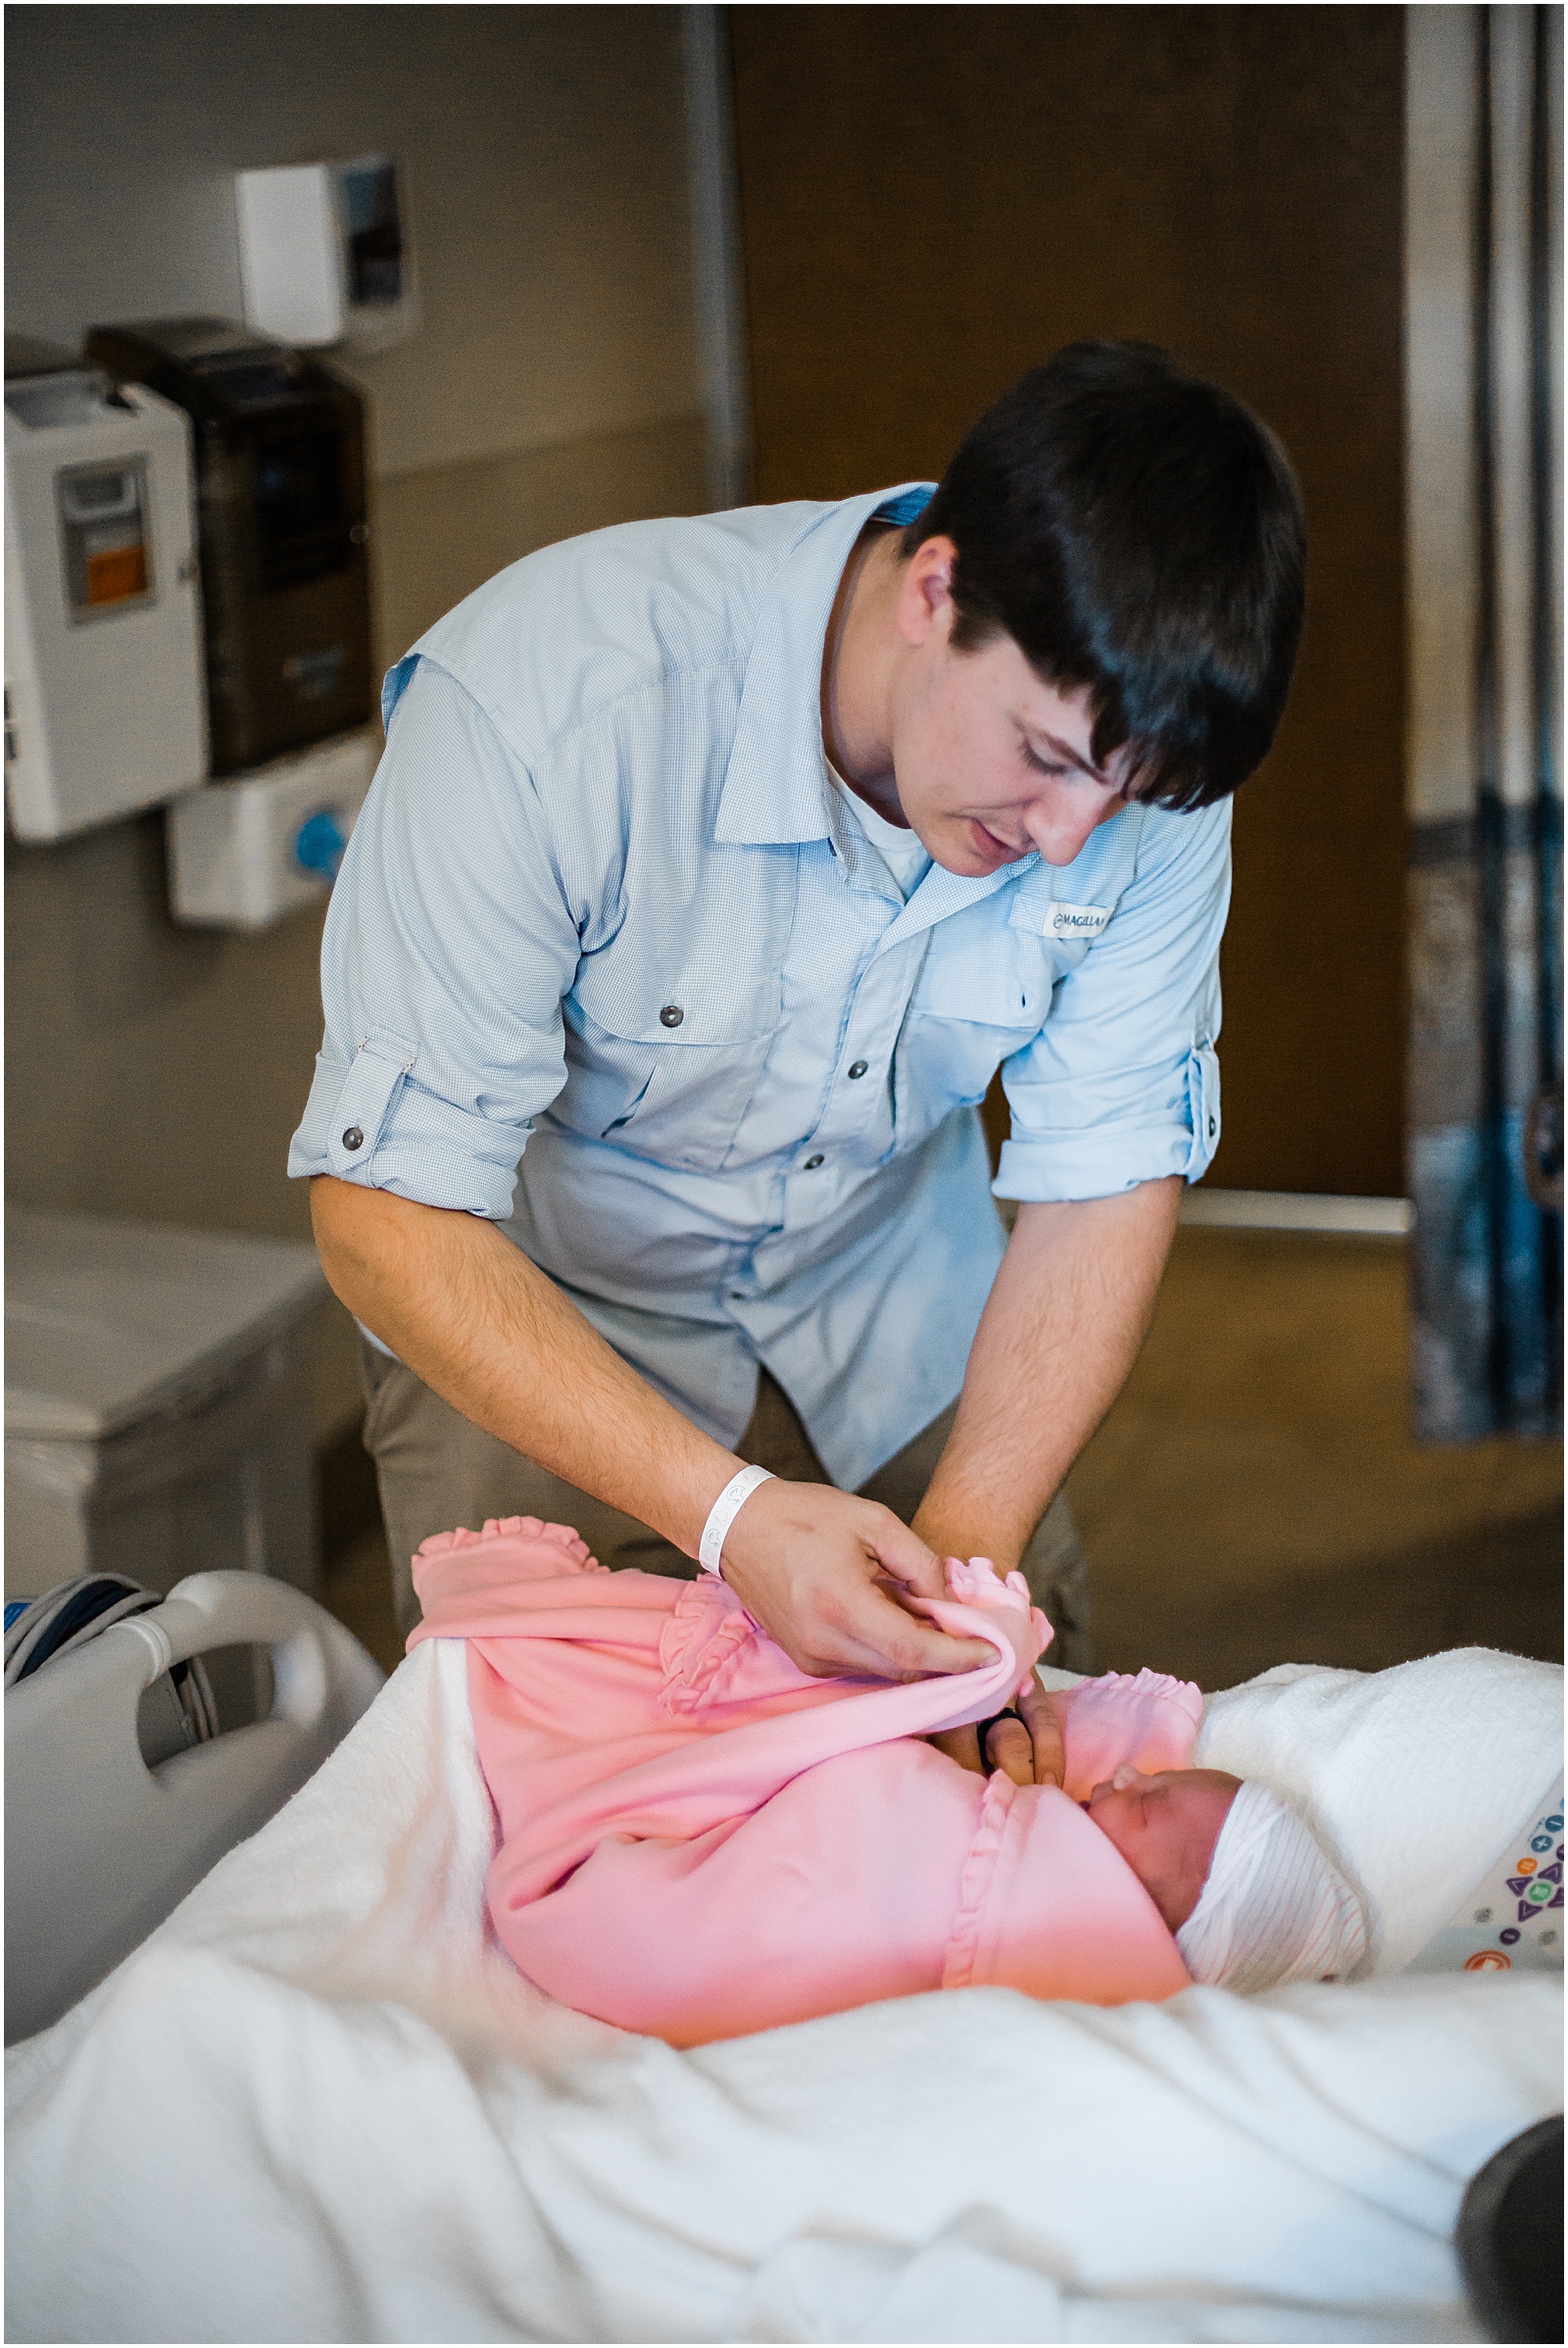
[{"x1": 698, "y1": 1463, "x2": 776, "y2": 1575}]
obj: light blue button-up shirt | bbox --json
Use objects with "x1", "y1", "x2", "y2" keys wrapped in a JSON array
[{"x1": 289, "y1": 486, "x2": 1229, "y2": 1488}]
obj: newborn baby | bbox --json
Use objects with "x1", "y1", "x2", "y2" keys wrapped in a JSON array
[
  {"x1": 964, "y1": 1688, "x2": 1366, "y2": 1990},
  {"x1": 409, "y1": 1518, "x2": 1364, "y2": 2044},
  {"x1": 1089, "y1": 1760, "x2": 1366, "y2": 1990}
]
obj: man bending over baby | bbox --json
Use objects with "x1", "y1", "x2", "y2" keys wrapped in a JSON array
[{"x1": 410, "y1": 1518, "x2": 1366, "y2": 2046}]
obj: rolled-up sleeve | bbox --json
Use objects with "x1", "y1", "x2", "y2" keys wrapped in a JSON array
[
  {"x1": 994, "y1": 799, "x2": 1231, "y2": 1203},
  {"x1": 287, "y1": 661, "x2": 583, "y2": 1218}
]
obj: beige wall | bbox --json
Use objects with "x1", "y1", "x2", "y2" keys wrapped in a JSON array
[
  {"x1": 5, "y1": 4, "x2": 703, "y2": 481},
  {"x1": 372, "y1": 416, "x2": 709, "y2": 668},
  {"x1": 4, "y1": 5, "x2": 710, "y2": 1436}
]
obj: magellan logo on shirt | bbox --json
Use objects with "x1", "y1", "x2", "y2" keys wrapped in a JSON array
[{"x1": 1049, "y1": 903, "x2": 1112, "y2": 939}]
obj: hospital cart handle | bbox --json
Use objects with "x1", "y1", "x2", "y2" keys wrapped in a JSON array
[{"x1": 101, "y1": 1571, "x2": 353, "y2": 1728}]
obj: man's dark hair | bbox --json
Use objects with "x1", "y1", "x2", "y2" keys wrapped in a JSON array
[{"x1": 903, "y1": 342, "x2": 1306, "y2": 810}]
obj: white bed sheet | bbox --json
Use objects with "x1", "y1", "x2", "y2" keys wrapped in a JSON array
[{"x1": 7, "y1": 1637, "x2": 1562, "y2": 2345}]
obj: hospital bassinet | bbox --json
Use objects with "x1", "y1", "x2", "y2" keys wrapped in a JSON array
[{"x1": 6, "y1": 1579, "x2": 1562, "y2": 2344}]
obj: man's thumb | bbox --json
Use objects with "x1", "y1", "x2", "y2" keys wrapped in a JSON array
[{"x1": 866, "y1": 1512, "x2": 946, "y2": 1597}]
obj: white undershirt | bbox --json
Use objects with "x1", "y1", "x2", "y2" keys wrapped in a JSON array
[{"x1": 827, "y1": 764, "x2": 932, "y2": 900}]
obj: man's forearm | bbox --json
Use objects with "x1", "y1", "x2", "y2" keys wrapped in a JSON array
[
  {"x1": 911, "y1": 1179, "x2": 1181, "y2": 1567},
  {"x1": 311, "y1": 1175, "x2": 739, "y2": 1556},
  {"x1": 313, "y1": 1176, "x2": 1005, "y2": 1684}
]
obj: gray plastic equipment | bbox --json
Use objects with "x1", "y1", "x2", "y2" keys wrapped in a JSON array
[
  {"x1": 6, "y1": 1204, "x2": 326, "y2": 1602},
  {"x1": 5, "y1": 1569, "x2": 383, "y2": 2044}
]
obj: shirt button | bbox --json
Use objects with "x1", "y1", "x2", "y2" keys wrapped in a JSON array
[
  {"x1": 847, "y1": 1059, "x2": 869, "y2": 1080},
  {"x1": 341, "y1": 1126, "x2": 365, "y2": 1150},
  {"x1": 804, "y1": 1153, "x2": 825, "y2": 1170},
  {"x1": 1207, "y1": 1115, "x2": 1217, "y2": 1137},
  {"x1": 660, "y1": 1003, "x2": 685, "y2": 1028}
]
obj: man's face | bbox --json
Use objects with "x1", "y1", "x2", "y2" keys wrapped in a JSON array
[
  {"x1": 889, "y1": 611, "x2": 1137, "y2": 876},
  {"x1": 1085, "y1": 1765, "x2": 1241, "y2": 1932}
]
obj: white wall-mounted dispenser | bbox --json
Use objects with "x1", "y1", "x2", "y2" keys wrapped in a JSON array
[
  {"x1": 167, "y1": 725, "x2": 376, "y2": 929},
  {"x1": 235, "y1": 156, "x2": 417, "y2": 353},
  {"x1": 4, "y1": 361, "x2": 207, "y2": 841}
]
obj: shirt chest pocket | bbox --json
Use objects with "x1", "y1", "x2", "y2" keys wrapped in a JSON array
[
  {"x1": 907, "y1": 927, "x2": 1057, "y2": 1032},
  {"x1": 894, "y1": 924, "x2": 1054, "y2": 1148},
  {"x1": 557, "y1": 951, "x2": 782, "y2": 1173}
]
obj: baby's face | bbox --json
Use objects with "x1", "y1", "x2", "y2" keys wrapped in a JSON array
[{"x1": 1086, "y1": 1766, "x2": 1242, "y2": 1932}]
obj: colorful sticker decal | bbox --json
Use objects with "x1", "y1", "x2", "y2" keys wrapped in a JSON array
[{"x1": 1400, "y1": 1777, "x2": 1565, "y2": 1977}]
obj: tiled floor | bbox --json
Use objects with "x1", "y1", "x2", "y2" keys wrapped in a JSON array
[{"x1": 320, "y1": 1230, "x2": 1562, "y2": 1692}]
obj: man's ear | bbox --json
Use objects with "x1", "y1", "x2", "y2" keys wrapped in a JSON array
[{"x1": 895, "y1": 533, "x2": 959, "y2": 648}]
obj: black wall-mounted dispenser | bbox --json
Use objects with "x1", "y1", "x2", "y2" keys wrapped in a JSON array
[{"x1": 84, "y1": 318, "x2": 371, "y2": 777}]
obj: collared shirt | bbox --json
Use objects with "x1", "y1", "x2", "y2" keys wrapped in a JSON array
[
  {"x1": 288, "y1": 486, "x2": 1229, "y2": 1489},
  {"x1": 832, "y1": 768, "x2": 932, "y2": 897}
]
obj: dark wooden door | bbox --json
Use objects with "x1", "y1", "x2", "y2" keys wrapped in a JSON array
[{"x1": 730, "y1": 3, "x2": 1406, "y2": 1195}]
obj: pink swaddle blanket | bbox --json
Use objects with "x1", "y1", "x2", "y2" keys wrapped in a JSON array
[{"x1": 410, "y1": 1517, "x2": 1203, "y2": 2045}]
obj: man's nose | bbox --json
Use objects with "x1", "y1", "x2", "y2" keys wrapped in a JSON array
[{"x1": 1023, "y1": 791, "x2": 1106, "y2": 867}]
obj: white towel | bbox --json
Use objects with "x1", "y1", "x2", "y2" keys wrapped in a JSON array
[{"x1": 1193, "y1": 1644, "x2": 1563, "y2": 1972}]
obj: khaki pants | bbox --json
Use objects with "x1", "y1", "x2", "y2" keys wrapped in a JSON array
[{"x1": 360, "y1": 1342, "x2": 1094, "y2": 1670}]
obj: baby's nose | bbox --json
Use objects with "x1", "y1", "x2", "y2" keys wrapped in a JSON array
[{"x1": 1089, "y1": 1767, "x2": 1142, "y2": 1804}]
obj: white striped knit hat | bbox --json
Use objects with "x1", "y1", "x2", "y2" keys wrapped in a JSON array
[{"x1": 1175, "y1": 1777, "x2": 1367, "y2": 1992}]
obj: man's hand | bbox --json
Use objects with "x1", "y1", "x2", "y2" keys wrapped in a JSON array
[
  {"x1": 928, "y1": 1676, "x2": 1068, "y2": 1785},
  {"x1": 717, "y1": 1478, "x2": 994, "y2": 1681},
  {"x1": 310, "y1": 1179, "x2": 997, "y2": 1688}
]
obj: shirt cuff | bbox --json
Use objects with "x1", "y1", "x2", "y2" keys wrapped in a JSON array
[
  {"x1": 287, "y1": 1043, "x2": 530, "y2": 1218},
  {"x1": 992, "y1": 1122, "x2": 1195, "y2": 1203},
  {"x1": 994, "y1": 1042, "x2": 1221, "y2": 1202}
]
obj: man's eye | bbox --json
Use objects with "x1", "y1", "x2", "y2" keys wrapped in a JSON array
[{"x1": 1023, "y1": 747, "x2": 1067, "y2": 777}]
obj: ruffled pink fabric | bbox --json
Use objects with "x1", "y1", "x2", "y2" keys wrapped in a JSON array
[
  {"x1": 1055, "y1": 1668, "x2": 1206, "y2": 1802},
  {"x1": 410, "y1": 1520, "x2": 1195, "y2": 2045}
]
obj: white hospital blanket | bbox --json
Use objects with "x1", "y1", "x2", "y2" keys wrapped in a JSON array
[{"x1": 8, "y1": 1639, "x2": 1562, "y2": 2345}]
